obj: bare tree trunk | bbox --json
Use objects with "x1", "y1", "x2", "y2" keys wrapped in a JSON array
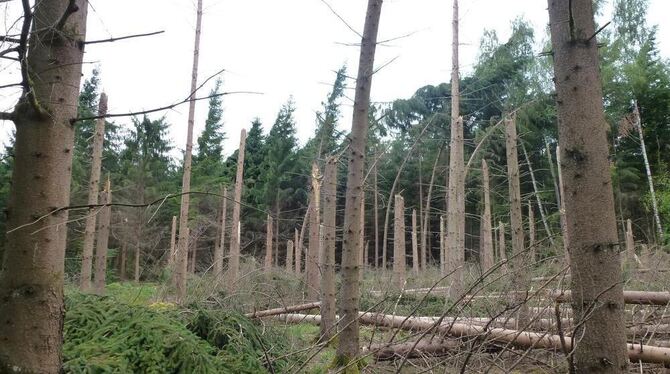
[
  {"x1": 228, "y1": 129, "x2": 247, "y2": 283},
  {"x1": 120, "y1": 242, "x2": 127, "y2": 281},
  {"x1": 336, "y1": 0, "x2": 383, "y2": 364},
  {"x1": 297, "y1": 204, "x2": 309, "y2": 275},
  {"x1": 134, "y1": 230, "x2": 141, "y2": 282},
  {"x1": 548, "y1": 1, "x2": 628, "y2": 370},
  {"x1": 264, "y1": 214, "x2": 273, "y2": 272},
  {"x1": 307, "y1": 162, "x2": 321, "y2": 299},
  {"x1": 294, "y1": 228, "x2": 301, "y2": 274},
  {"x1": 440, "y1": 215, "x2": 446, "y2": 275},
  {"x1": 374, "y1": 161, "x2": 380, "y2": 268},
  {"x1": 505, "y1": 115, "x2": 530, "y2": 324},
  {"x1": 0, "y1": 4, "x2": 88, "y2": 369},
  {"x1": 544, "y1": 137, "x2": 562, "y2": 222},
  {"x1": 422, "y1": 148, "x2": 442, "y2": 271},
  {"x1": 320, "y1": 157, "x2": 337, "y2": 341},
  {"x1": 498, "y1": 222, "x2": 508, "y2": 274},
  {"x1": 174, "y1": 0, "x2": 203, "y2": 300},
  {"x1": 360, "y1": 195, "x2": 366, "y2": 267},
  {"x1": 80, "y1": 93, "x2": 108, "y2": 291},
  {"x1": 189, "y1": 233, "x2": 197, "y2": 274},
  {"x1": 634, "y1": 103, "x2": 664, "y2": 242},
  {"x1": 93, "y1": 178, "x2": 112, "y2": 295},
  {"x1": 528, "y1": 200, "x2": 536, "y2": 262},
  {"x1": 286, "y1": 240, "x2": 294, "y2": 273},
  {"x1": 169, "y1": 216, "x2": 177, "y2": 267},
  {"x1": 214, "y1": 187, "x2": 227, "y2": 276},
  {"x1": 274, "y1": 207, "x2": 280, "y2": 268},
  {"x1": 521, "y1": 143, "x2": 555, "y2": 246},
  {"x1": 445, "y1": 0, "x2": 464, "y2": 300},
  {"x1": 626, "y1": 219, "x2": 635, "y2": 266},
  {"x1": 411, "y1": 209, "x2": 419, "y2": 275},
  {"x1": 480, "y1": 159, "x2": 494, "y2": 273},
  {"x1": 394, "y1": 195, "x2": 406, "y2": 289},
  {"x1": 556, "y1": 146, "x2": 569, "y2": 263}
]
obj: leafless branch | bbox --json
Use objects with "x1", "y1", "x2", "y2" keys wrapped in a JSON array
[
  {"x1": 0, "y1": 111, "x2": 15, "y2": 121},
  {"x1": 84, "y1": 30, "x2": 165, "y2": 45},
  {"x1": 55, "y1": 0, "x2": 79, "y2": 30},
  {"x1": 318, "y1": 0, "x2": 362, "y2": 38}
]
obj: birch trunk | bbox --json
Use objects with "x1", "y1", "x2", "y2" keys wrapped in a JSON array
[
  {"x1": 80, "y1": 93, "x2": 108, "y2": 291},
  {"x1": 548, "y1": 0, "x2": 628, "y2": 369},
  {"x1": 174, "y1": 0, "x2": 203, "y2": 300}
]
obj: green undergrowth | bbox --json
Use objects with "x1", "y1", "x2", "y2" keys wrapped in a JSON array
[{"x1": 63, "y1": 292, "x2": 298, "y2": 373}]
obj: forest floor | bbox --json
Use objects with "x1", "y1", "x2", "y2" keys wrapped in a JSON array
[{"x1": 63, "y1": 247, "x2": 670, "y2": 373}]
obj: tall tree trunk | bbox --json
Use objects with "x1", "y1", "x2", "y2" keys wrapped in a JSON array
[
  {"x1": 80, "y1": 93, "x2": 108, "y2": 291},
  {"x1": 548, "y1": 0, "x2": 628, "y2": 370},
  {"x1": 556, "y1": 146, "x2": 570, "y2": 263},
  {"x1": 214, "y1": 187, "x2": 227, "y2": 276},
  {"x1": 274, "y1": 206, "x2": 280, "y2": 268},
  {"x1": 634, "y1": 103, "x2": 664, "y2": 242},
  {"x1": 93, "y1": 178, "x2": 112, "y2": 295},
  {"x1": 320, "y1": 157, "x2": 337, "y2": 341},
  {"x1": 422, "y1": 148, "x2": 442, "y2": 271},
  {"x1": 360, "y1": 196, "x2": 366, "y2": 267},
  {"x1": 134, "y1": 227, "x2": 142, "y2": 282},
  {"x1": 480, "y1": 159, "x2": 494, "y2": 273},
  {"x1": 528, "y1": 201, "x2": 536, "y2": 263},
  {"x1": 411, "y1": 209, "x2": 419, "y2": 275},
  {"x1": 189, "y1": 233, "x2": 197, "y2": 274},
  {"x1": 120, "y1": 242, "x2": 127, "y2": 281},
  {"x1": 307, "y1": 162, "x2": 321, "y2": 299},
  {"x1": 294, "y1": 228, "x2": 301, "y2": 274},
  {"x1": 175, "y1": 0, "x2": 203, "y2": 300},
  {"x1": 374, "y1": 160, "x2": 380, "y2": 268},
  {"x1": 545, "y1": 137, "x2": 562, "y2": 224},
  {"x1": 0, "y1": 2, "x2": 88, "y2": 369},
  {"x1": 228, "y1": 129, "x2": 247, "y2": 283},
  {"x1": 498, "y1": 222, "x2": 508, "y2": 274},
  {"x1": 625, "y1": 219, "x2": 635, "y2": 266},
  {"x1": 521, "y1": 143, "x2": 555, "y2": 246},
  {"x1": 169, "y1": 216, "x2": 177, "y2": 267},
  {"x1": 440, "y1": 215, "x2": 446, "y2": 275},
  {"x1": 505, "y1": 116, "x2": 530, "y2": 323},
  {"x1": 264, "y1": 214, "x2": 273, "y2": 272},
  {"x1": 445, "y1": 0, "x2": 464, "y2": 299},
  {"x1": 336, "y1": 0, "x2": 383, "y2": 364},
  {"x1": 286, "y1": 240, "x2": 294, "y2": 273},
  {"x1": 393, "y1": 195, "x2": 406, "y2": 289}
]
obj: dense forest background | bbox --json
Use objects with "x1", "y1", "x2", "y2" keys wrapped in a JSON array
[{"x1": 1, "y1": 0, "x2": 668, "y2": 280}]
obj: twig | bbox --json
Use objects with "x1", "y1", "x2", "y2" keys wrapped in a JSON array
[{"x1": 84, "y1": 30, "x2": 164, "y2": 45}]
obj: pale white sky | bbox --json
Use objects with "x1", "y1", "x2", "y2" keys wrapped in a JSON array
[{"x1": 1, "y1": 0, "x2": 669, "y2": 156}]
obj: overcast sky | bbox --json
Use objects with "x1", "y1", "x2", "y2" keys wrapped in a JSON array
[{"x1": 1, "y1": 0, "x2": 669, "y2": 157}]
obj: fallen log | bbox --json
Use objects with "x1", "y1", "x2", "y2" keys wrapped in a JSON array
[
  {"x1": 245, "y1": 301, "x2": 320, "y2": 318},
  {"x1": 549, "y1": 290, "x2": 670, "y2": 306}
]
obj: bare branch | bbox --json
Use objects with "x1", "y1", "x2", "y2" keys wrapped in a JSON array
[
  {"x1": 0, "y1": 111, "x2": 15, "y2": 121},
  {"x1": 55, "y1": 0, "x2": 79, "y2": 30},
  {"x1": 84, "y1": 30, "x2": 164, "y2": 45},
  {"x1": 318, "y1": 0, "x2": 362, "y2": 38}
]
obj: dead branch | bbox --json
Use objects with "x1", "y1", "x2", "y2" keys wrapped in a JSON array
[
  {"x1": 84, "y1": 30, "x2": 164, "y2": 45},
  {"x1": 245, "y1": 302, "x2": 321, "y2": 318}
]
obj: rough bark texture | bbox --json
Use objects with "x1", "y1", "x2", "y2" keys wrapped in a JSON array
[
  {"x1": 214, "y1": 187, "x2": 227, "y2": 276},
  {"x1": 528, "y1": 200, "x2": 536, "y2": 263},
  {"x1": 556, "y1": 145, "x2": 570, "y2": 263},
  {"x1": 548, "y1": 0, "x2": 628, "y2": 371},
  {"x1": 307, "y1": 162, "x2": 321, "y2": 299},
  {"x1": 0, "y1": 1, "x2": 88, "y2": 370},
  {"x1": 445, "y1": 0, "x2": 464, "y2": 300},
  {"x1": 286, "y1": 240, "x2": 294, "y2": 273},
  {"x1": 174, "y1": 0, "x2": 203, "y2": 300},
  {"x1": 336, "y1": 0, "x2": 383, "y2": 364},
  {"x1": 320, "y1": 157, "x2": 337, "y2": 341},
  {"x1": 421, "y1": 148, "x2": 442, "y2": 271},
  {"x1": 393, "y1": 195, "x2": 406, "y2": 289},
  {"x1": 411, "y1": 209, "x2": 419, "y2": 275},
  {"x1": 440, "y1": 215, "x2": 446, "y2": 275},
  {"x1": 264, "y1": 214, "x2": 273, "y2": 272},
  {"x1": 93, "y1": 178, "x2": 112, "y2": 295},
  {"x1": 480, "y1": 159, "x2": 494, "y2": 273},
  {"x1": 228, "y1": 129, "x2": 246, "y2": 283},
  {"x1": 360, "y1": 196, "x2": 366, "y2": 267},
  {"x1": 169, "y1": 216, "x2": 177, "y2": 267},
  {"x1": 80, "y1": 92, "x2": 108, "y2": 291}
]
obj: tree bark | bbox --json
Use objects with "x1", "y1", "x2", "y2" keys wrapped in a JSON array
[
  {"x1": 374, "y1": 160, "x2": 380, "y2": 268},
  {"x1": 521, "y1": 143, "x2": 555, "y2": 247},
  {"x1": 286, "y1": 240, "x2": 294, "y2": 273},
  {"x1": 1, "y1": 13, "x2": 90, "y2": 369},
  {"x1": 307, "y1": 162, "x2": 321, "y2": 299},
  {"x1": 556, "y1": 145, "x2": 570, "y2": 263},
  {"x1": 625, "y1": 219, "x2": 635, "y2": 266},
  {"x1": 214, "y1": 186, "x2": 227, "y2": 277},
  {"x1": 228, "y1": 129, "x2": 247, "y2": 283},
  {"x1": 336, "y1": 0, "x2": 383, "y2": 364},
  {"x1": 120, "y1": 242, "x2": 127, "y2": 281},
  {"x1": 528, "y1": 200, "x2": 536, "y2": 263},
  {"x1": 174, "y1": 0, "x2": 203, "y2": 300},
  {"x1": 93, "y1": 178, "x2": 112, "y2": 295},
  {"x1": 134, "y1": 228, "x2": 141, "y2": 282},
  {"x1": 169, "y1": 215, "x2": 177, "y2": 267},
  {"x1": 440, "y1": 215, "x2": 446, "y2": 275},
  {"x1": 498, "y1": 221, "x2": 508, "y2": 274},
  {"x1": 294, "y1": 228, "x2": 301, "y2": 274},
  {"x1": 411, "y1": 209, "x2": 419, "y2": 275},
  {"x1": 320, "y1": 157, "x2": 337, "y2": 341},
  {"x1": 548, "y1": 0, "x2": 628, "y2": 371},
  {"x1": 264, "y1": 214, "x2": 273, "y2": 272},
  {"x1": 360, "y1": 194, "x2": 366, "y2": 267},
  {"x1": 80, "y1": 92, "x2": 108, "y2": 291},
  {"x1": 480, "y1": 159, "x2": 494, "y2": 273},
  {"x1": 422, "y1": 148, "x2": 442, "y2": 271},
  {"x1": 393, "y1": 195, "x2": 406, "y2": 289}
]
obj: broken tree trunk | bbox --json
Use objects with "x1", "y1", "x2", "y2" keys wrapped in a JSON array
[
  {"x1": 214, "y1": 186, "x2": 227, "y2": 277},
  {"x1": 80, "y1": 92, "x2": 108, "y2": 291},
  {"x1": 498, "y1": 222, "x2": 508, "y2": 274},
  {"x1": 480, "y1": 159, "x2": 494, "y2": 273},
  {"x1": 307, "y1": 162, "x2": 321, "y2": 300},
  {"x1": 412, "y1": 209, "x2": 419, "y2": 275},
  {"x1": 394, "y1": 194, "x2": 406, "y2": 289},
  {"x1": 422, "y1": 148, "x2": 442, "y2": 270},
  {"x1": 556, "y1": 145, "x2": 569, "y2": 263},
  {"x1": 294, "y1": 228, "x2": 301, "y2": 274},
  {"x1": 93, "y1": 178, "x2": 112, "y2": 295},
  {"x1": 264, "y1": 214, "x2": 273, "y2": 272},
  {"x1": 336, "y1": 0, "x2": 383, "y2": 364},
  {"x1": 228, "y1": 129, "x2": 247, "y2": 283},
  {"x1": 286, "y1": 240, "x2": 294, "y2": 273},
  {"x1": 245, "y1": 302, "x2": 321, "y2": 318},
  {"x1": 521, "y1": 142, "x2": 554, "y2": 247},
  {"x1": 320, "y1": 157, "x2": 337, "y2": 341},
  {"x1": 174, "y1": 0, "x2": 203, "y2": 300}
]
